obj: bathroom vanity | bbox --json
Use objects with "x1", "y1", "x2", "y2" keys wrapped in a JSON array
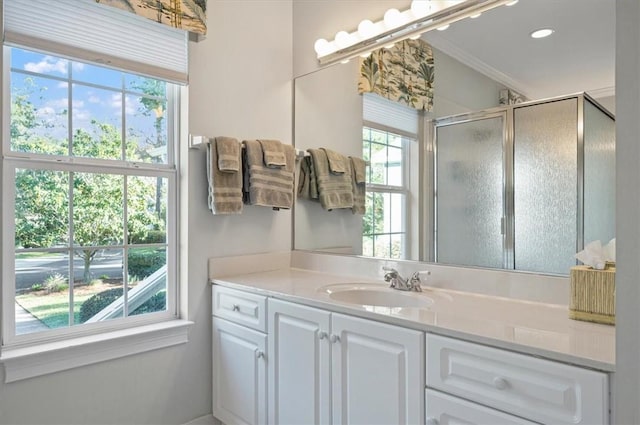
[{"x1": 210, "y1": 264, "x2": 614, "y2": 425}]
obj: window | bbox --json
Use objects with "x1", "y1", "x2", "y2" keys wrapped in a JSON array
[
  {"x1": 3, "y1": 47, "x2": 178, "y2": 345},
  {"x1": 362, "y1": 125, "x2": 412, "y2": 259}
]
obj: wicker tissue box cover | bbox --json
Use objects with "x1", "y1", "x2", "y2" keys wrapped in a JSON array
[{"x1": 569, "y1": 263, "x2": 615, "y2": 325}]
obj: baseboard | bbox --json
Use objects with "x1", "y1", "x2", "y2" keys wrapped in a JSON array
[{"x1": 182, "y1": 414, "x2": 217, "y2": 425}]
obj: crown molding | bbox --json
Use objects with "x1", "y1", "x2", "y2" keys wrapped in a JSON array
[
  {"x1": 587, "y1": 86, "x2": 616, "y2": 99},
  {"x1": 425, "y1": 32, "x2": 537, "y2": 100}
]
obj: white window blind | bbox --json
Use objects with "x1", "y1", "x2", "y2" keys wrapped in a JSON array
[
  {"x1": 3, "y1": 0, "x2": 189, "y2": 84},
  {"x1": 363, "y1": 93, "x2": 420, "y2": 136}
]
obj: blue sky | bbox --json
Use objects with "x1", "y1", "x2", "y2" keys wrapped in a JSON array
[{"x1": 11, "y1": 47, "x2": 167, "y2": 159}]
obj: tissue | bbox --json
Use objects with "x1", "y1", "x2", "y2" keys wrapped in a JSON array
[{"x1": 575, "y1": 238, "x2": 616, "y2": 270}]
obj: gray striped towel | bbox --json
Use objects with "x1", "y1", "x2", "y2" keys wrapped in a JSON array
[
  {"x1": 207, "y1": 139, "x2": 243, "y2": 215},
  {"x1": 350, "y1": 156, "x2": 366, "y2": 215},
  {"x1": 308, "y1": 148, "x2": 353, "y2": 210},
  {"x1": 244, "y1": 139, "x2": 295, "y2": 209}
]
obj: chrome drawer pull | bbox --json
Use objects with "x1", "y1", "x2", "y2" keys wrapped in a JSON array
[
  {"x1": 330, "y1": 334, "x2": 340, "y2": 343},
  {"x1": 256, "y1": 351, "x2": 265, "y2": 359},
  {"x1": 318, "y1": 331, "x2": 328, "y2": 340},
  {"x1": 232, "y1": 304, "x2": 240, "y2": 312},
  {"x1": 493, "y1": 376, "x2": 509, "y2": 390}
]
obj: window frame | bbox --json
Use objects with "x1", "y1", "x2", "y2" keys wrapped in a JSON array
[
  {"x1": 1, "y1": 45, "x2": 181, "y2": 349},
  {"x1": 362, "y1": 121, "x2": 413, "y2": 260}
]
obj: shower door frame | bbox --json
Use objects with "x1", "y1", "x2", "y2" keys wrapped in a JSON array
[{"x1": 427, "y1": 92, "x2": 611, "y2": 274}]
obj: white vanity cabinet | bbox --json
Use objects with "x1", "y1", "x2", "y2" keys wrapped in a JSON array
[
  {"x1": 212, "y1": 286, "x2": 268, "y2": 425},
  {"x1": 426, "y1": 389, "x2": 537, "y2": 425},
  {"x1": 425, "y1": 334, "x2": 609, "y2": 425},
  {"x1": 268, "y1": 298, "x2": 424, "y2": 425}
]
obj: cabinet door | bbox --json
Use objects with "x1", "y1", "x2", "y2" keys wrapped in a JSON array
[
  {"x1": 212, "y1": 318, "x2": 267, "y2": 425},
  {"x1": 331, "y1": 313, "x2": 424, "y2": 425},
  {"x1": 268, "y1": 299, "x2": 331, "y2": 425},
  {"x1": 426, "y1": 389, "x2": 537, "y2": 425}
]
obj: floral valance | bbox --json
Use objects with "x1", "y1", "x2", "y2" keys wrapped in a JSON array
[
  {"x1": 358, "y1": 39, "x2": 434, "y2": 112},
  {"x1": 97, "y1": 0, "x2": 207, "y2": 35}
]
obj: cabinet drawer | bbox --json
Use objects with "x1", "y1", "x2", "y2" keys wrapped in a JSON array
[
  {"x1": 426, "y1": 389, "x2": 536, "y2": 425},
  {"x1": 426, "y1": 334, "x2": 608, "y2": 425},
  {"x1": 212, "y1": 285, "x2": 266, "y2": 332}
]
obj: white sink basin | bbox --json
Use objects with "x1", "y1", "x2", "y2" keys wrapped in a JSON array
[{"x1": 319, "y1": 283, "x2": 434, "y2": 309}]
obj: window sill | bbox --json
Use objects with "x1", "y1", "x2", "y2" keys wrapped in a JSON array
[{"x1": 0, "y1": 319, "x2": 193, "y2": 383}]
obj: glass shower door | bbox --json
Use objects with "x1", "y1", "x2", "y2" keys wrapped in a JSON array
[
  {"x1": 435, "y1": 114, "x2": 506, "y2": 269},
  {"x1": 514, "y1": 98, "x2": 578, "y2": 274}
]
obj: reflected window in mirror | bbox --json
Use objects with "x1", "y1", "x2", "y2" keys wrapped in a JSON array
[{"x1": 362, "y1": 126, "x2": 414, "y2": 259}]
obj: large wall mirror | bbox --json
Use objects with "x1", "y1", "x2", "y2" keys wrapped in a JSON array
[{"x1": 293, "y1": 0, "x2": 615, "y2": 275}]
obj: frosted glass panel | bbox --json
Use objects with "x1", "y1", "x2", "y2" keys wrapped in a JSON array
[
  {"x1": 436, "y1": 116, "x2": 504, "y2": 268},
  {"x1": 584, "y1": 100, "x2": 615, "y2": 245},
  {"x1": 514, "y1": 99, "x2": 577, "y2": 274}
]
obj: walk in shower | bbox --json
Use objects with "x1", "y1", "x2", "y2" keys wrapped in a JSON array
[{"x1": 431, "y1": 93, "x2": 615, "y2": 275}]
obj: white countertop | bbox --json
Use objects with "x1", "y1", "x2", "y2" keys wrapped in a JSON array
[{"x1": 211, "y1": 267, "x2": 615, "y2": 372}]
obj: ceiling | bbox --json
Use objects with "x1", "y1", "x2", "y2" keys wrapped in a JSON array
[{"x1": 421, "y1": 0, "x2": 615, "y2": 101}]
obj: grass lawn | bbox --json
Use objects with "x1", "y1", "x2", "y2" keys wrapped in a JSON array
[
  {"x1": 16, "y1": 283, "x2": 119, "y2": 329},
  {"x1": 16, "y1": 251, "x2": 60, "y2": 259}
]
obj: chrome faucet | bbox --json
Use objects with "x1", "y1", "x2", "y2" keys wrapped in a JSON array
[{"x1": 383, "y1": 267, "x2": 429, "y2": 292}]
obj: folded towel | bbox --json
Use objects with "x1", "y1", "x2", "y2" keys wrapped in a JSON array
[
  {"x1": 320, "y1": 147, "x2": 347, "y2": 174},
  {"x1": 258, "y1": 139, "x2": 287, "y2": 168},
  {"x1": 206, "y1": 142, "x2": 243, "y2": 215},
  {"x1": 216, "y1": 136, "x2": 240, "y2": 172},
  {"x1": 350, "y1": 156, "x2": 366, "y2": 215},
  {"x1": 351, "y1": 156, "x2": 367, "y2": 184},
  {"x1": 297, "y1": 156, "x2": 319, "y2": 200},
  {"x1": 297, "y1": 155, "x2": 311, "y2": 199},
  {"x1": 308, "y1": 148, "x2": 353, "y2": 210},
  {"x1": 244, "y1": 139, "x2": 295, "y2": 209}
]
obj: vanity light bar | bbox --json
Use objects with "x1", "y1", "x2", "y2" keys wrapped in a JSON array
[{"x1": 316, "y1": 0, "x2": 515, "y2": 66}]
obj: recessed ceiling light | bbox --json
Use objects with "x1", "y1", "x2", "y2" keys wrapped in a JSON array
[
  {"x1": 530, "y1": 28, "x2": 554, "y2": 39},
  {"x1": 470, "y1": 12, "x2": 481, "y2": 18},
  {"x1": 506, "y1": 0, "x2": 518, "y2": 5},
  {"x1": 437, "y1": 24, "x2": 450, "y2": 31}
]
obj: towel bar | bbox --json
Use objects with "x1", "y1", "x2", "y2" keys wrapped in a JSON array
[{"x1": 189, "y1": 134, "x2": 308, "y2": 158}]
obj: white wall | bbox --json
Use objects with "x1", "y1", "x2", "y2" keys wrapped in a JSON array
[
  {"x1": 429, "y1": 47, "x2": 505, "y2": 118},
  {"x1": 614, "y1": 1, "x2": 640, "y2": 422},
  {"x1": 294, "y1": 61, "x2": 363, "y2": 254},
  {"x1": 0, "y1": 2, "x2": 293, "y2": 424}
]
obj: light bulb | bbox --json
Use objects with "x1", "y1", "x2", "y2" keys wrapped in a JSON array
[
  {"x1": 358, "y1": 19, "x2": 376, "y2": 39},
  {"x1": 314, "y1": 38, "x2": 331, "y2": 56},
  {"x1": 437, "y1": 24, "x2": 450, "y2": 31},
  {"x1": 334, "y1": 30, "x2": 353, "y2": 48},
  {"x1": 384, "y1": 8, "x2": 403, "y2": 29},
  {"x1": 410, "y1": 0, "x2": 430, "y2": 18},
  {"x1": 431, "y1": 0, "x2": 456, "y2": 13}
]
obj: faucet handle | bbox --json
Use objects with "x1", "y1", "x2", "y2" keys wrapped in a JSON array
[
  {"x1": 411, "y1": 270, "x2": 431, "y2": 280},
  {"x1": 409, "y1": 270, "x2": 430, "y2": 292},
  {"x1": 382, "y1": 266, "x2": 399, "y2": 284}
]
